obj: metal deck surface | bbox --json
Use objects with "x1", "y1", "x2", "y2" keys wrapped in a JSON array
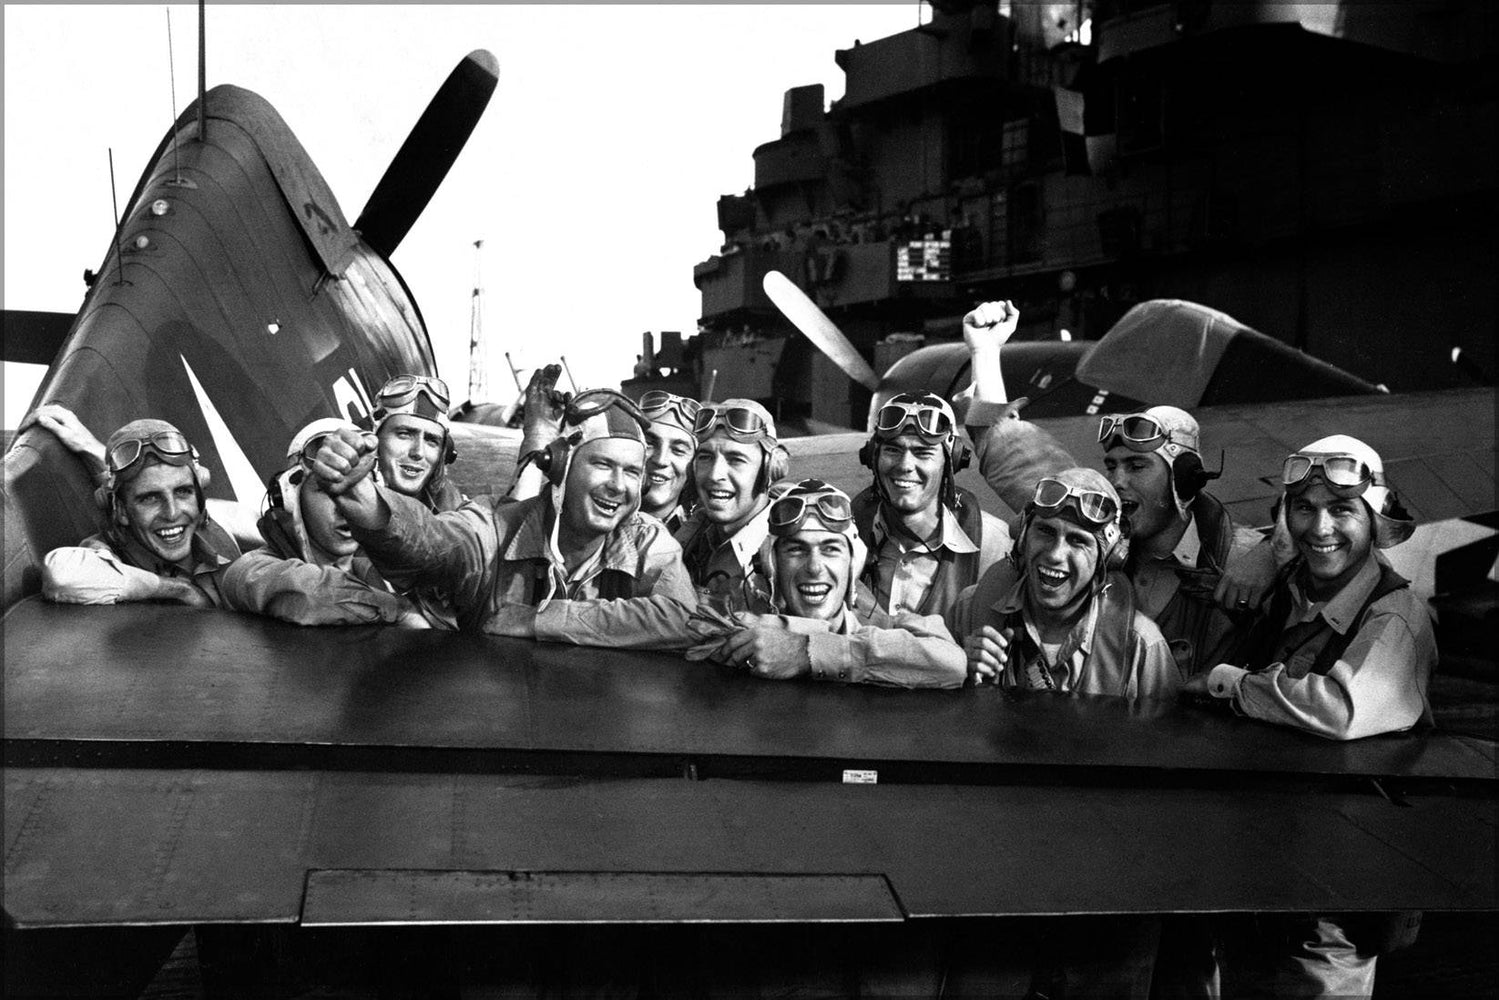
[
  {"x1": 5, "y1": 768, "x2": 1494, "y2": 928},
  {"x1": 5, "y1": 600, "x2": 1494, "y2": 785}
]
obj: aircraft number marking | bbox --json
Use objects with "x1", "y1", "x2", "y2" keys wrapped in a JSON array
[{"x1": 332, "y1": 368, "x2": 376, "y2": 425}]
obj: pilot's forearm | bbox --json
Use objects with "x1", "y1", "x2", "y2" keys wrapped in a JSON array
[
  {"x1": 969, "y1": 343, "x2": 1008, "y2": 407},
  {"x1": 349, "y1": 491, "x2": 494, "y2": 611},
  {"x1": 222, "y1": 550, "x2": 403, "y2": 625},
  {"x1": 808, "y1": 613, "x2": 966, "y2": 689},
  {"x1": 533, "y1": 596, "x2": 700, "y2": 650},
  {"x1": 333, "y1": 475, "x2": 391, "y2": 530}
]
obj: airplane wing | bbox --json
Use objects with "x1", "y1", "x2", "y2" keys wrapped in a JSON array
[{"x1": 5, "y1": 600, "x2": 1495, "y2": 931}]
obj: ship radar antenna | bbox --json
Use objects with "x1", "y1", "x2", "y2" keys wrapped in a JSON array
[{"x1": 467, "y1": 238, "x2": 488, "y2": 404}]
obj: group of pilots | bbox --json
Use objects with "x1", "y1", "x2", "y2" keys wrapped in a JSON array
[{"x1": 24, "y1": 299, "x2": 1437, "y2": 999}]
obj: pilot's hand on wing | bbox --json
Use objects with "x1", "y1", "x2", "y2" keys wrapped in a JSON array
[
  {"x1": 1215, "y1": 538, "x2": 1278, "y2": 614},
  {"x1": 719, "y1": 625, "x2": 812, "y2": 680},
  {"x1": 962, "y1": 300, "x2": 1020, "y2": 352},
  {"x1": 21, "y1": 403, "x2": 107, "y2": 462},
  {"x1": 964, "y1": 625, "x2": 1012, "y2": 686}
]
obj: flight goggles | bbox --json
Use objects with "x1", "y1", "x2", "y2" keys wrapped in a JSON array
[
  {"x1": 768, "y1": 482, "x2": 854, "y2": 537},
  {"x1": 1282, "y1": 452, "x2": 1385, "y2": 496},
  {"x1": 1029, "y1": 476, "x2": 1119, "y2": 528},
  {"x1": 107, "y1": 431, "x2": 195, "y2": 475},
  {"x1": 693, "y1": 404, "x2": 771, "y2": 440},
  {"x1": 378, "y1": 375, "x2": 450, "y2": 412},
  {"x1": 638, "y1": 390, "x2": 701, "y2": 427},
  {"x1": 566, "y1": 389, "x2": 651, "y2": 431},
  {"x1": 1097, "y1": 413, "x2": 1183, "y2": 452},
  {"x1": 873, "y1": 396, "x2": 954, "y2": 439}
]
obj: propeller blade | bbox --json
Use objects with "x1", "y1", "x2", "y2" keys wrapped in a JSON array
[
  {"x1": 762, "y1": 271, "x2": 880, "y2": 392},
  {"x1": 2, "y1": 310, "x2": 76, "y2": 365},
  {"x1": 354, "y1": 49, "x2": 499, "y2": 259}
]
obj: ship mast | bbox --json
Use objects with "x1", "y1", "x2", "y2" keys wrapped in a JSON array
[{"x1": 467, "y1": 238, "x2": 488, "y2": 405}]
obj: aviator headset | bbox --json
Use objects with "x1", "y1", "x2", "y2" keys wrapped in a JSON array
[
  {"x1": 692, "y1": 399, "x2": 789, "y2": 494},
  {"x1": 1098, "y1": 406, "x2": 1219, "y2": 519},
  {"x1": 93, "y1": 420, "x2": 212, "y2": 527},
  {"x1": 1013, "y1": 469, "x2": 1130, "y2": 575},
  {"x1": 372, "y1": 374, "x2": 458, "y2": 466},
  {"x1": 526, "y1": 389, "x2": 652, "y2": 487},
  {"x1": 858, "y1": 392, "x2": 971, "y2": 509}
]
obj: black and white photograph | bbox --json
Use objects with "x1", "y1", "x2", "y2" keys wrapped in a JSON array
[{"x1": 4, "y1": 3, "x2": 1496, "y2": 998}]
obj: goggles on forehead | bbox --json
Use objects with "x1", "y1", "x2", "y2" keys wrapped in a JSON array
[
  {"x1": 874, "y1": 398, "x2": 954, "y2": 439},
  {"x1": 638, "y1": 390, "x2": 702, "y2": 426},
  {"x1": 107, "y1": 431, "x2": 195, "y2": 476},
  {"x1": 693, "y1": 404, "x2": 771, "y2": 440},
  {"x1": 1097, "y1": 413, "x2": 1184, "y2": 453},
  {"x1": 768, "y1": 486, "x2": 854, "y2": 537},
  {"x1": 566, "y1": 388, "x2": 651, "y2": 431},
  {"x1": 1030, "y1": 477, "x2": 1118, "y2": 529},
  {"x1": 378, "y1": 374, "x2": 451, "y2": 412},
  {"x1": 1282, "y1": 452, "x2": 1385, "y2": 496}
]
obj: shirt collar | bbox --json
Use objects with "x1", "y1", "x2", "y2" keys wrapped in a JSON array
[
  {"x1": 1289, "y1": 551, "x2": 1383, "y2": 635},
  {"x1": 1171, "y1": 516, "x2": 1201, "y2": 565},
  {"x1": 872, "y1": 503, "x2": 979, "y2": 555},
  {"x1": 723, "y1": 501, "x2": 773, "y2": 568}
]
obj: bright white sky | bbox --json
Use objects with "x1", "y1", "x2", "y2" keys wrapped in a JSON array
[{"x1": 2, "y1": 3, "x2": 921, "y2": 428}]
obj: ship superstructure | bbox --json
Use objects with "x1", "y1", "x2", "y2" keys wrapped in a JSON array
[{"x1": 662, "y1": 0, "x2": 1496, "y2": 431}]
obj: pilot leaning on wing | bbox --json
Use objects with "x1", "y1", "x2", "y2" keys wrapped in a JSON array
[
  {"x1": 1183, "y1": 437, "x2": 1434, "y2": 1000},
  {"x1": 851, "y1": 392, "x2": 1011, "y2": 623},
  {"x1": 691, "y1": 479, "x2": 967, "y2": 688},
  {"x1": 36, "y1": 413, "x2": 241, "y2": 608},
  {"x1": 311, "y1": 388, "x2": 695, "y2": 633},
  {"x1": 1184, "y1": 434, "x2": 1435, "y2": 739},
  {"x1": 220, "y1": 418, "x2": 430, "y2": 627},
  {"x1": 959, "y1": 300, "x2": 1272, "y2": 677},
  {"x1": 948, "y1": 467, "x2": 1179, "y2": 699}
]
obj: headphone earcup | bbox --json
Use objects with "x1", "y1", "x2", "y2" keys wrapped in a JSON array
[
  {"x1": 93, "y1": 482, "x2": 114, "y2": 511},
  {"x1": 195, "y1": 463, "x2": 212, "y2": 493},
  {"x1": 857, "y1": 438, "x2": 876, "y2": 471},
  {"x1": 1171, "y1": 452, "x2": 1206, "y2": 503},
  {"x1": 445, "y1": 438, "x2": 458, "y2": 465},
  {"x1": 758, "y1": 445, "x2": 792, "y2": 494},
  {"x1": 949, "y1": 439, "x2": 971, "y2": 474},
  {"x1": 540, "y1": 437, "x2": 572, "y2": 487}
]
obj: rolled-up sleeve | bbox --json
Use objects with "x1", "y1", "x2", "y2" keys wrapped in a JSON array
[
  {"x1": 221, "y1": 550, "x2": 404, "y2": 626},
  {"x1": 42, "y1": 544, "x2": 159, "y2": 605},
  {"x1": 806, "y1": 612, "x2": 967, "y2": 689}
]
